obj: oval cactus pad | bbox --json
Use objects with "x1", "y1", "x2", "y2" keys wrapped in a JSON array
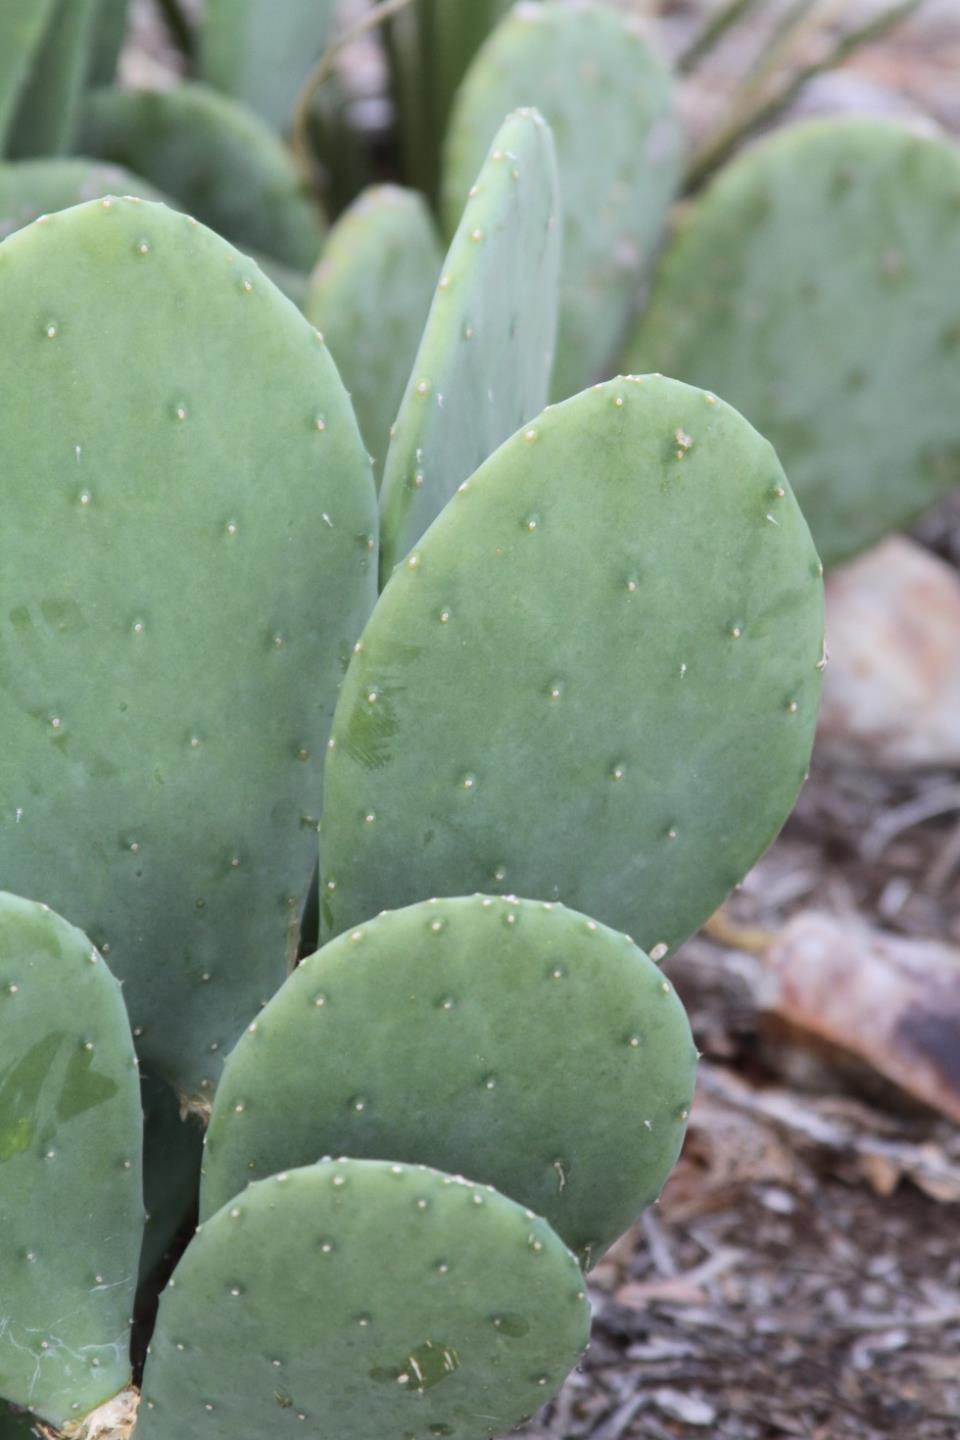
[
  {"x1": 626, "y1": 119, "x2": 960, "y2": 565},
  {"x1": 321, "y1": 375, "x2": 823, "y2": 954},
  {"x1": 201, "y1": 895, "x2": 697, "y2": 1263},
  {"x1": 0, "y1": 892, "x2": 142, "y2": 1427},
  {"x1": 0, "y1": 198, "x2": 376, "y2": 1097},
  {"x1": 141, "y1": 1159, "x2": 589, "y2": 1440}
]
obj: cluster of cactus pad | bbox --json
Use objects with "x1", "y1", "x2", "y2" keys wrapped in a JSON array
[{"x1": 1, "y1": 0, "x2": 957, "y2": 1437}]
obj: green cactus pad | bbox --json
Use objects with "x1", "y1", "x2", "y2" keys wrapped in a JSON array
[
  {"x1": 386, "y1": 0, "x2": 513, "y2": 203},
  {"x1": 0, "y1": 0, "x2": 57, "y2": 151},
  {"x1": 141, "y1": 1159, "x2": 590, "y2": 1440},
  {"x1": 626, "y1": 119, "x2": 960, "y2": 566},
  {"x1": 139, "y1": 1076, "x2": 203, "y2": 1284},
  {"x1": 322, "y1": 375, "x2": 823, "y2": 952},
  {"x1": 201, "y1": 895, "x2": 697, "y2": 1263},
  {"x1": 78, "y1": 84, "x2": 325, "y2": 270},
  {"x1": 200, "y1": 0, "x2": 336, "y2": 133},
  {"x1": 7, "y1": 0, "x2": 99, "y2": 160},
  {"x1": 0, "y1": 158, "x2": 166, "y2": 240},
  {"x1": 0, "y1": 892, "x2": 142, "y2": 1427},
  {"x1": 379, "y1": 108, "x2": 559, "y2": 579},
  {"x1": 443, "y1": 1, "x2": 680, "y2": 402},
  {"x1": 306, "y1": 186, "x2": 442, "y2": 482},
  {"x1": 0, "y1": 198, "x2": 376, "y2": 1097},
  {"x1": 0, "y1": 159, "x2": 306, "y2": 305}
]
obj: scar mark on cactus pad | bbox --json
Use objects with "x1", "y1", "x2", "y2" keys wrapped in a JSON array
[{"x1": 341, "y1": 682, "x2": 405, "y2": 771}]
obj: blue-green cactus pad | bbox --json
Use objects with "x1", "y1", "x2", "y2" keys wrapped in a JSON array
[
  {"x1": 199, "y1": 0, "x2": 336, "y2": 132},
  {"x1": 78, "y1": 84, "x2": 325, "y2": 270},
  {"x1": 201, "y1": 895, "x2": 697, "y2": 1264},
  {"x1": 0, "y1": 893, "x2": 142, "y2": 1427},
  {"x1": 443, "y1": 1, "x2": 680, "y2": 401},
  {"x1": 321, "y1": 375, "x2": 823, "y2": 953},
  {"x1": 625, "y1": 118, "x2": 960, "y2": 565},
  {"x1": 140, "y1": 1159, "x2": 590, "y2": 1440},
  {"x1": 305, "y1": 185, "x2": 442, "y2": 481},
  {"x1": 0, "y1": 198, "x2": 376, "y2": 1097},
  {"x1": 379, "y1": 107, "x2": 560, "y2": 578}
]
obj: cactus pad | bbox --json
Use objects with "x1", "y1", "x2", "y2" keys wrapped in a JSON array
[
  {"x1": 322, "y1": 375, "x2": 823, "y2": 951},
  {"x1": 625, "y1": 118, "x2": 960, "y2": 565},
  {"x1": 0, "y1": 893, "x2": 142, "y2": 1427},
  {"x1": 443, "y1": 1, "x2": 680, "y2": 401},
  {"x1": 201, "y1": 895, "x2": 697, "y2": 1264},
  {"x1": 379, "y1": 108, "x2": 559, "y2": 579},
  {"x1": 140, "y1": 1159, "x2": 589, "y2": 1440},
  {"x1": 306, "y1": 186, "x2": 442, "y2": 481},
  {"x1": 0, "y1": 198, "x2": 376, "y2": 1097},
  {"x1": 200, "y1": 0, "x2": 336, "y2": 132},
  {"x1": 0, "y1": 158, "x2": 166, "y2": 239},
  {"x1": 78, "y1": 84, "x2": 325, "y2": 270}
]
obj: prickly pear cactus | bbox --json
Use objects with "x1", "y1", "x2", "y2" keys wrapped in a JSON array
[
  {"x1": 625, "y1": 118, "x2": 960, "y2": 566},
  {"x1": 140, "y1": 1159, "x2": 590, "y2": 1440},
  {"x1": 7, "y1": 0, "x2": 99, "y2": 159},
  {"x1": 0, "y1": 158, "x2": 166, "y2": 239},
  {"x1": 201, "y1": 895, "x2": 697, "y2": 1264},
  {"x1": 0, "y1": 0, "x2": 57, "y2": 150},
  {"x1": 306, "y1": 185, "x2": 442, "y2": 480},
  {"x1": 443, "y1": 1, "x2": 681, "y2": 401},
  {"x1": 200, "y1": 0, "x2": 336, "y2": 133},
  {"x1": 0, "y1": 198, "x2": 376, "y2": 1098},
  {"x1": 322, "y1": 375, "x2": 824, "y2": 951},
  {"x1": 78, "y1": 84, "x2": 326, "y2": 269},
  {"x1": 0, "y1": 893, "x2": 143, "y2": 1428},
  {"x1": 379, "y1": 108, "x2": 560, "y2": 579}
]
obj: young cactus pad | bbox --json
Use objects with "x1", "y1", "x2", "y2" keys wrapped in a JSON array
[
  {"x1": 0, "y1": 893, "x2": 143, "y2": 1427},
  {"x1": 305, "y1": 185, "x2": 443, "y2": 481},
  {"x1": 321, "y1": 376, "x2": 824, "y2": 951},
  {"x1": 140, "y1": 1159, "x2": 590, "y2": 1440},
  {"x1": 199, "y1": 0, "x2": 336, "y2": 132},
  {"x1": 379, "y1": 108, "x2": 560, "y2": 580},
  {"x1": 78, "y1": 84, "x2": 326, "y2": 270},
  {"x1": 0, "y1": 198, "x2": 376, "y2": 1097},
  {"x1": 625, "y1": 119, "x2": 960, "y2": 566},
  {"x1": 443, "y1": 1, "x2": 680, "y2": 402},
  {"x1": 201, "y1": 895, "x2": 697, "y2": 1262}
]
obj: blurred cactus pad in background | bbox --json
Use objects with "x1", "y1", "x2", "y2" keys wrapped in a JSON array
[{"x1": 0, "y1": 1, "x2": 956, "y2": 1438}]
